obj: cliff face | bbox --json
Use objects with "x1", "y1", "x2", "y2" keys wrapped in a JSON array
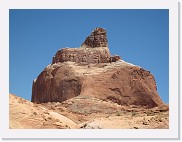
[
  {"x1": 32, "y1": 28, "x2": 164, "y2": 108},
  {"x1": 32, "y1": 61, "x2": 163, "y2": 108},
  {"x1": 52, "y1": 28, "x2": 110, "y2": 64},
  {"x1": 52, "y1": 47, "x2": 110, "y2": 64}
]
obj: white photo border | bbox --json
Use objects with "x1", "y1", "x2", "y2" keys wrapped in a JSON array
[{"x1": 0, "y1": 0, "x2": 179, "y2": 139}]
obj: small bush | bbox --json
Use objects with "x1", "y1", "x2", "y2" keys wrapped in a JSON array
[
  {"x1": 83, "y1": 123, "x2": 87, "y2": 128},
  {"x1": 47, "y1": 117, "x2": 52, "y2": 120},
  {"x1": 50, "y1": 106, "x2": 55, "y2": 110},
  {"x1": 146, "y1": 111, "x2": 155, "y2": 116},
  {"x1": 33, "y1": 112, "x2": 37, "y2": 116},
  {"x1": 116, "y1": 112, "x2": 121, "y2": 116},
  {"x1": 131, "y1": 112, "x2": 137, "y2": 117}
]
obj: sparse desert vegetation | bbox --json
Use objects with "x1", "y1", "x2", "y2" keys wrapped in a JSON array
[{"x1": 9, "y1": 94, "x2": 168, "y2": 129}]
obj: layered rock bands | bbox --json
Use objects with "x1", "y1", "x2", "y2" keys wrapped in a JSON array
[{"x1": 32, "y1": 28, "x2": 163, "y2": 108}]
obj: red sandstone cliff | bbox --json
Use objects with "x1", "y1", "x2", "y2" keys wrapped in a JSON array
[{"x1": 32, "y1": 28, "x2": 164, "y2": 108}]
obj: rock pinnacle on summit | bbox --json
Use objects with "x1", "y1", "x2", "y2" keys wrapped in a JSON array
[
  {"x1": 81, "y1": 27, "x2": 108, "y2": 48},
  {"x1": 52, "y1": 28, "x2": 112, "y2": 64}
]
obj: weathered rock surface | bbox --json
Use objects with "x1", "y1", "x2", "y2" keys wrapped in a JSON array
[
  {"x1": 9, "y1": 94, "x2": 78, "y2": 129},
  {"x1": 52, "y1": 47, "x2": 110, "y2": 64},
  {"x1": 32, "y1": 27, "x2": 164, "y2": 108},
  {"x1": 32, "y1": 61, "x2": 163, "y2": 108},
  {"x1": 52, "y1": 28, "x2": 110, "y2": 64},
  {"x1": 81, "y1": 27, "x2": 108, "y2": 48}
]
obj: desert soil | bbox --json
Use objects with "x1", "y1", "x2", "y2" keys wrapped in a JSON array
[{"x1": 9, "y1": 94, "x2": 169, "y2": 129}]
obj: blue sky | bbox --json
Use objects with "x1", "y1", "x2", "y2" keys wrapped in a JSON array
[{"x1": 10, "y1": 9, "x2": 169, "y2": 103}]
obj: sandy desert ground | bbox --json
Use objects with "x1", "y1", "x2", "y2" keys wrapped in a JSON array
[{"x1": 9, "y1": 94, "x2": 169, "y2": 129}]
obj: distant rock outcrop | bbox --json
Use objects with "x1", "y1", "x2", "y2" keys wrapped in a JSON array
[{"x1": 32, "y1": 28, "x2": 164, "y2": 108}]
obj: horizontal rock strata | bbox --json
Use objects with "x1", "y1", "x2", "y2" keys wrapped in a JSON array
[
  {"x1": 32, "y1": 27, "x2": 163, "y2": 108},
  {"x1": 52, "y1": 47, "x2": 110, "y2": 64}
]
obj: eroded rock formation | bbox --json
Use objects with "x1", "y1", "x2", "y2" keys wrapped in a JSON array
[
  {"x1": 32, "y1": 27, "x2": 163, "y2": 108},
  {"x1": 81, "y1": 27, "x2": 108, "y2": 48},
  {"x1": 52, "y1": 47, "x2": 110, "y2": 64},
  {"x1": 52, "y1": 28, "x2": 110, "y2": 64}
]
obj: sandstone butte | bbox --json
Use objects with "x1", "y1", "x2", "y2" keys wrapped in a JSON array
[{"x1": 32, "y1": 27, "x2": 164, "y2": 108}]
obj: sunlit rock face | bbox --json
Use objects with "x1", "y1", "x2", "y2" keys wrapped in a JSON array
[
  {"x1": 32, "y1": 27, "x2": 163, "y2": 108},
  {"x1": 52, "y1": 28, "x2": 111, "y2": 64}
]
